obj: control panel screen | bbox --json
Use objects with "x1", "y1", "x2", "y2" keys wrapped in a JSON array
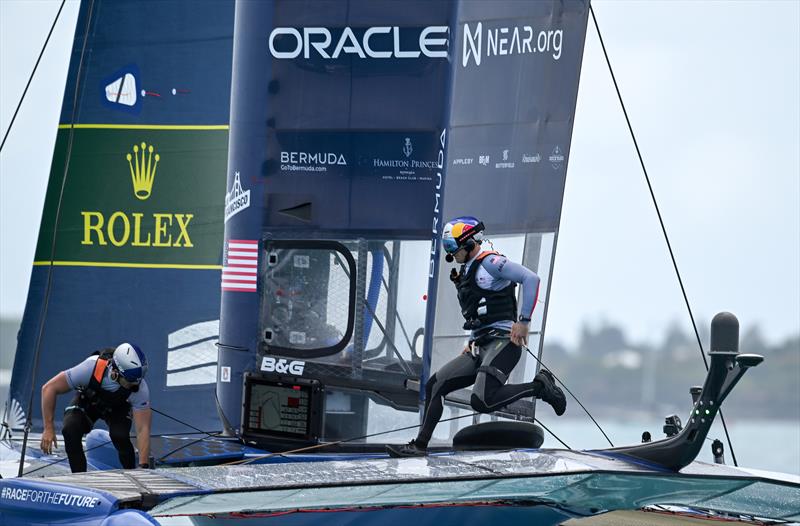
[{"x1": 245, "y1": 381, "x2": 312, "y2": 438}]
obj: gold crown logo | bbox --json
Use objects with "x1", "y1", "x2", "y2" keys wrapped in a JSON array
[{"x1": 126, "y1": 142, "x2": 160, "y2": 200}]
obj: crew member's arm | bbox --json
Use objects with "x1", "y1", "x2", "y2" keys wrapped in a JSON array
[
  {"x1": 132, "y1": 408, "x2": 152, "y2": 467},
  {"x1": 40, "y1": 372, "x2": 71, "y2": 454},
  {"x1": 130, "y1": 380, "x2": 152, "y2": 467},
  {"x1": 482, "y1": 255, "x2": 541, "y2": 347}
]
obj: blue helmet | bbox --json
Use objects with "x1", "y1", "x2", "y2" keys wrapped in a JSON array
[
  {"x1": 113, "y1": 343, "x2": 148, "y2": 382},
  {"x1": 442, "y1": 216, "x2": 485, "y2": 254}
]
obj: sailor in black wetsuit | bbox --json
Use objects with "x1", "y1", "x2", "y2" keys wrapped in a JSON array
[
  {"x1": 387, "y1": 216, "x2": 566, "y2": 458},
  {"x1": 39, "y1": 343, "x2": 152, "y2": 472}
]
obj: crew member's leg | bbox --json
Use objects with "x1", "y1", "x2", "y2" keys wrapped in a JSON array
[
  {"x1": 416, "y1": 353, "x2": 480, "y2": 447},
  {"x1": 105, "y1": 409, "x2": 135, "y2": 469},
  {"x1": 471, "y1": 338, "x2": 566, "y2": 415},
  {"x1": 62, "y1": 397, "x2": 96, "y2": 473},
  {"x1": 387, "y1": 352, "x2": 478, "y2": 457}
]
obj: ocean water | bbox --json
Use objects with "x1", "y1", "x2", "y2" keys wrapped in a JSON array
[
  {"x1": 1, "y1": 370, "x2": 797, "y2": 476},
  {"x1": 536, "y1": 417, "x2": 800, "y2": 475}
]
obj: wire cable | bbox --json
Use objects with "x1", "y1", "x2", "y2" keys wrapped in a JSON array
[
  {"x1": 21, "y1": 438, "x2": 113, "y2": 477},
  {"x1": 589, "y1": 4, "x2": 738, "y2": 466},
  {"x1": 225, "y1": 406, "x2": 570, "y2": 466},
  {"x1": 20, "y1": 430, "x2": 224, "y2": 476},
  {"x1": 0, "y1": 0, "x2": 67, "y2": 153},
  {"x1": 150, "y1": 407, "x2": 220, "y2": 438},
  {"x1": 532, "y1": 418, "x2": 570, "y2": 449},
  {"x1": 523, "y1": 345, "x2": 613, "y2": 447},
  {"x1": 225, "y1": 412, "x2": 479, "y2": 466},
  {"x1": 17, "y1": 0, "x2": 97, "y2": 477}
]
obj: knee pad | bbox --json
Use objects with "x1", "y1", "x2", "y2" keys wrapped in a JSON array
[
  {"x1": 470, "y1": 393, "x2": 491, "y2": 414},
  {"x1": 425, "y1": 374, "x2": 438, "y2": 399}
]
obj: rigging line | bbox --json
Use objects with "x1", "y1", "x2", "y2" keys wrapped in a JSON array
[
  {"x1": 0, "y1": 0, "x2": 67, "y2": 153},
  {"x1": 21, "y1": 429, "x2": 227, "y2": 476},
  {"x1": 380, "y1": 274, "x2": 415, "y2": 354},
  {"x1": 589, "y1": 4, "x2": 738, "y2": 466},
  {"x1": 523, "y1": 345, "x2": 613, "y2": 447},
  {"x1": 226, "y1": 411, "x2": 481, "y2": 466},
  {"x1": 5, "y1": 430, "x2": 222, "y2": 442},
  {"x1": 149, "y1": 407, "x2": 225, "y2": 463},
  {"x1": 156, "y1": 434, "x2": 222, "y2": 464},
  {"x1": 21, "y1": 438, "x2": 113, "y2": 477},
  {"x1": 17, "y1": 0, "x2": 98, "y2": 478},
  {"x1": 533, "y1": 418, "x2": 571, "y2": 450},
  {"x1": 361, "y1": 299, "x2": 416, "y2": 377},
  {"x1": 150, "y1": 407, "x2": 219, "y2": 438}
]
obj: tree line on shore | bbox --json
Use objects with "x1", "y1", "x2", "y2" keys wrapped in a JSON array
[{"x1": 541, "y1": 321, "x2": 799, "y2": 421}]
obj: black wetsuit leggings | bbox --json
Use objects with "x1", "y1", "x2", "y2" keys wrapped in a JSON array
[
  {"x1": 62, "y1": 400, "x2": 135, "y2": 473},
  {"x1": 416, "y1": 337, "x2": 540, "y2": 447}
]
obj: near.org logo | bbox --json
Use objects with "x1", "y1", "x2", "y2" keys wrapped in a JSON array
[{"x1": 462, "y1": 22, "x2": 564, "y2": 67}]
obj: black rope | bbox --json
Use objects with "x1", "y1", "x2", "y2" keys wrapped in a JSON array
[
  {"x1": 17, "y1": 0, "x2": 98, "y2": 478},
  {"x1": 533, "y1": 418, "x2": 570, "y2": 450},
  {"x1": 21, "y1": 438, "x2": 113, "y2": 477},
  {"x1": 19, "y1": 430, "x2": 225, "y2": 476},
  {"x1": 589, "y1": 4, "x2": 737, "y2": 466},
  {"x1": 524, "y1": 346, "x2": 613, "y2": 447},
  {"x1": 230, "y1": 408, "x2": 570, "y2": 466},
  {"x1": 230, "y1": 412, "x2": 478, "y2": 465},
  {"x1": 156, "y1": 434, "x2": 222, "y2": 464},
  {"x1": 0, "y1": 0, "x2": 67, "y2": 153},
  {"x1": 150, "y1": 407, "x2": 220, "y2": 438},
  {"x1": 149, "y1": 407, "x2": 225, "y2": 464}
]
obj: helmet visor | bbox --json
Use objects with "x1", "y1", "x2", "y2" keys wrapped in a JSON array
[{"x1": 442, "y1": 236, "x2": 460, "y2": 254}]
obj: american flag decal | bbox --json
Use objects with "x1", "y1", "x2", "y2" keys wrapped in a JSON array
[{"x1": 222, "y1": 239, "x2": 258, "y2": 292}]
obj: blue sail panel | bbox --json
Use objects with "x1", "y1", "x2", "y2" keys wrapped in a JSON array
[
  {"x1": 60, "y1": 0, "x2": 233, "y2": 125},
  {"x1": 7, "y1": 0, "x2": 235, "y2": 437}
]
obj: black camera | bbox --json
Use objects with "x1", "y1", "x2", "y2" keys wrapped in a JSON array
[{"x1": 663, "y1": 414, "x2": 683, "y2": 437}]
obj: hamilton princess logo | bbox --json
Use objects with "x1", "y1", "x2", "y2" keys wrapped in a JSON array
[
  {"x1": 79, "y1": 141, "x2": 194, "y2": 249},
  {"x1": 126, "y1": 142, "x2": 159, "y2": 200},
  {"x1": 403, "y1": 137, "x2": 413, "y2": 158}
]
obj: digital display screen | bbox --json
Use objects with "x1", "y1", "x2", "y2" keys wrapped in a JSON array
[{"x1": 245, "y1": 381, "x2": 311, "y2": 438}]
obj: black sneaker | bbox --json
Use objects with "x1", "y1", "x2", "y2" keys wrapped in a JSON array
[
  {"x1": 386, "y1": 439, "x2": 428, "y2": 458},
  {"x1": 535, "y1": 369, "x2": 567, "y2": 416}
]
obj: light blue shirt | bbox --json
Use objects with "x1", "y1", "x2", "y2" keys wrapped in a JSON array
[{"x1": 64, "y1": 356, "x2": 150, "y2": 411}]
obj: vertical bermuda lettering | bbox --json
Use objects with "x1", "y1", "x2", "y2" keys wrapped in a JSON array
[{"x1": 430, "y1": 128, "x2": 447, "y2": 278}]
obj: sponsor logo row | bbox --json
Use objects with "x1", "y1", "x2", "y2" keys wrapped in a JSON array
[
  {"x1": 277, "y1": 136, "x2": 435, "y2": 181},
  {"x1": 268, "y1": 23, "x2": 565, "y2": 66},
  {"x1": 68, "y1": 139, "x2": 564, "y2": 252},
  {"x1": 452, "y1": 146, "x2": 565, "y2": 171},
  {"x1": 274, "y1": 141, "x2": 566, "y2": 175}
]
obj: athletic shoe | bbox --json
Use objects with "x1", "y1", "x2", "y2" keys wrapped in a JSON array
[
  {"x1": 535, "y1": 369, "x2": 567, "y2": 416},
  {"x1": 386, "y1": 439, "x2": 428, "y2": 458}
]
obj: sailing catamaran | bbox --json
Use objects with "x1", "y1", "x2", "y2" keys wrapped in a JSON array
[{"x1": 1, "y1": 1, "x2": 798, "y2": 525}]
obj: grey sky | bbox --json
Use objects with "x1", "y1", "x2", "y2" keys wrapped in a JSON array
[{"x1": 1, "y1": 0, "x2": 798, "y2": 350}]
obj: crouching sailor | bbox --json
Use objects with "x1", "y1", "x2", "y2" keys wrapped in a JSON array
[
  {"x1": 388, "y1": 216, "x2": 567, "y2": 458},
  {"x1": 40, "y1": 343, "x2": 152, "y2": 472}
]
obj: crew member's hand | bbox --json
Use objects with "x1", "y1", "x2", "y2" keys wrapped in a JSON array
[
  {"x1": 510, "y1": 322, "x2": 529, "y2": 347},
  {"x1": 40, "y1": 427, "x2": 57, "y2": 455}
]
